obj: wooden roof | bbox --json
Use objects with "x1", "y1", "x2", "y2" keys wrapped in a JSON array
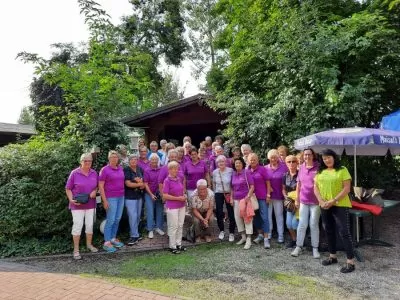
[{"x1": 0, "y1": 122, "x2": 35, "y2": 135}]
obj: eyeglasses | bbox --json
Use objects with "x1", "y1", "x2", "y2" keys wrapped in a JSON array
[
  {"x1": 286, "y1": 161, "x2": 297, "y2": 163},
  {"x1": 83, "y1": 160, "x2": 93, "y2": 162}
]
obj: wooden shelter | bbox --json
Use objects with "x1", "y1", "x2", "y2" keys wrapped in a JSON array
[
  {"x1": 122, "y1": 94, "x2": 225, "y2": 146},
  {"x1": 0, "y1": 123, "x2": 35, "y2": 147}
]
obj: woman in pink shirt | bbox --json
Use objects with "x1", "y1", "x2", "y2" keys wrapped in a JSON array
[
  {"x1": 184, "y1": 147, "x2": 210, "y2": 199},
  {"x1": 163, "y1": 161, "x2": 188, "y2": 254}
]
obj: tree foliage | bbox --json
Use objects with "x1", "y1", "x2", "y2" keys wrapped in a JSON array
[
  {"x1": 206, "y1": 0, "x2": 400, "y2": 152},
  {"x1": 17, "y1": 106, "x2": 35, "y2": 125}
]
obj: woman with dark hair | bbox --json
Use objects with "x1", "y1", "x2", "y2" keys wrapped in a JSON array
[
  {"x1": 231, "y1": 157, "x2": 255, "y2": 250},
  {"x1": 314, "y1": 149, "x2": 355, "y2": 273}
]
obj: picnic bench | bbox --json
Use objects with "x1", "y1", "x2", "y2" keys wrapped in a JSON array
[{"x1": 349, "y1": 199, "x2": 400, "y2": 247}]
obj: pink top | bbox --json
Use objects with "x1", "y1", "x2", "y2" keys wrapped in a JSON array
[
  {"x1": 248, "y1": 165, "x2": 269, "y2": 199},
  {"x1": 99, "y1": 165, "x2": 125, "y2": 198},
  {"x1": 144, "y1": 166, "x2": 161, "y2": 194},
  {"x1": 162, "y1": 176, "x2": 186, "y2": 209},
  {"x1": 265, "y1": 163, "x2": 288, "y2": 200},
  {"x1": 138, "y1": 159, "x2": 150, "y2": 172},
  {"x1": 184, "y1": 160, "x2": 208, "y2": 190},
  {"x1": 65, "y1": 167, "x2": 98, "y2": 210},
  {"x1": 158, "y1": 163, "x2": 185, "y2": 184},
  {"x1": 231, "y1": 169, "x2": 254, "y2": 200},
  {"x1": 298, "y1": 162, "x2": 319, "y2": 205}
]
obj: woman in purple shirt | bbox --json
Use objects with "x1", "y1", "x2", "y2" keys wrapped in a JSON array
[
  {"x1": 291, "y1": 148, "x2": 321, "y2": 259},
  {"x1": 184, "y1": 147, "x2": 210, "y2": 200},
  {"x1": 158, "y1": 149, "x2": 186, "y2": 193},
  {"x1": 231, "y1": 157, "x2": 255, "y2": 250},
  {"x1": 144, "y1": 153, "x2": 165, "y2": 239},
  {"x1": 163, "y1": 161, "x2": 187, "y2": 254},
  {"x1": 65, "y1": 153, "x2": 99, "y2": 260},
  {"x1": 99, "y1": 150, "x2": 125, "y2": 253},
  {"x1": 248, "y1": 153, "x2": 271, "y2": 249},
  {"x1": 265, "y1": 149, "x2": 288, "y2": 243}
]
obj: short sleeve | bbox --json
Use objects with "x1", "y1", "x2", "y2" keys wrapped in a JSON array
[
  {"x1": 162, "y1": 178, "x2": 170, "y2": 194},
  {"x1": 99, "y1": 167, "x2": 108, "y2": 182},
  {"x1": 340, "y1": 167, "x2": 352, "y2": 182},
  {"x1": 65, "y1": 171, "x2": 75, "y2": 190},
  {"x1": 282, "y1": 173, "x2": 287, "y2": 185}
]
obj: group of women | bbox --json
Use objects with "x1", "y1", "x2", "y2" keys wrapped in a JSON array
[{"x1": 65, "y1": 136, "x2": 356, "y2": 273}]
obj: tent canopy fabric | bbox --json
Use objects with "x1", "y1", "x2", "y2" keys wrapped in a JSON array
[{"x1": 381, "y1": 110, "x2": 400, "y2": 131}]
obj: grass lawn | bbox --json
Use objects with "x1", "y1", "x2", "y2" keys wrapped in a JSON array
[{"x1": 84, "y1": 243, "x2": 360, "y2": 299}]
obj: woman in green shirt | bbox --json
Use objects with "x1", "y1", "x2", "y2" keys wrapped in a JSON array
[{"x1": 314, "y1": 149, "x2": 355, "y2": 274}]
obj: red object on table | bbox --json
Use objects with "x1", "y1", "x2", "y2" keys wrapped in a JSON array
[{"x1": 351, "y1": 201, "x2": 383, "y2": 216}]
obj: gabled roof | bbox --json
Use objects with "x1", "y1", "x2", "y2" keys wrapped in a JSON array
[
  {"x1": 0, "y1": 122, "x2": 35, "y2": 135},
  {"x1": 122, "y1": 93, "x2": 209, "y2": 126}
]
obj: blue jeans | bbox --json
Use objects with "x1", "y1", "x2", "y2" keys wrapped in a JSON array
[
  {"x1": 144, "y1": 193, "x2": 164, "y2": 231},
  {"x1": 104, "y1": 197, "x2": 124, "y2": 242},
  {"x1": 125, "y1": 198, "x2": 143, "y2": 238},
  {"x1": 254, "y1": 199, "x2": 269, "y2": 234},
  {"x1": 286, "y1": 211, "x2": 299, "y2": 230}
]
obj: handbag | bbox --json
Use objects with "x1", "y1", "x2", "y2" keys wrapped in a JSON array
[
  {"x1": 219, "y1": 170, "x2": 231, "y2": 204},
  {"x1": 244, "y1": 171, "x2": 259, "y2": 210},
  {"x1": 74, "y1": 193, "x2": 90, "y2": 204},
  {"x1": 284, "y1": 196, "x2": 296, "y2": 213}
]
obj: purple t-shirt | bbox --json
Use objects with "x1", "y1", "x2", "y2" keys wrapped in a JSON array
[
  {"x1": 183, "y1": 154, "x2": 191, "y2": 163},
  {"x1": 158, "y1": 163, "x2": 185, "y2": 184},
  {"x1": 144, "y1": 166, "x2": 161, "y2": 194},
  {"x1": 162, "y1": 176, "x2": 186, "y2": 209},
  {"x1": 184, "y1": 160, "x2": 208, "y2": 190},
  {"x1": 65, "y1": 168, "x2": 98, "y2": 210},
  {"x1": 298, "y1": 162, "x2": 319, "y2": 205},
  {"x1": 265, "y1": 163, "x2": 288, "y2": 200},
  {"x1": 138, "y1": 159, "x2": 150, "y2": 172},
  {"x1": 99, "y1": 165, "x2": 125, "y2": 198},
  {"x1": 231, "y1": 169, "x2": 254, "y2": 200},
  {"x1": 248, "y1": 165, "x2": 270, "y2": 200}
]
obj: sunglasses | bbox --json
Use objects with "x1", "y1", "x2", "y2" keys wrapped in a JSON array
[{"x1": 286, "y1": 161, "x2": 297, "y2": 163}]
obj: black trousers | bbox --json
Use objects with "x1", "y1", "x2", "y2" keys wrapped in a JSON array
[
  {"x1": 215, "y1": 193, "x2": 236, "y2": 234},
  {"x1": 321, "y1": 206, "x2": 355, "y2": 259}
]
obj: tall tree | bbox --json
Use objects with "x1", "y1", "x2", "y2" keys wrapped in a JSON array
[{"x1": 17, "y1": 106, "x2": 35, "y2": 125}]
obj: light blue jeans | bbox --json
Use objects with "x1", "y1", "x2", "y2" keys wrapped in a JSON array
[
  {"x1": 296, "y1": 203, "x2": 321, "y2": 248},
  {"x1": 125, "y1": 198, "x2": 143, "y2": 238},
  {"x1": 144, "y1": 193, "x2": 164, "y2": 231},
  {"x1": 104, "y1": 196, "x2": 124, "y2": 242},
  {"x1": 254, "y1": 199, "x2": 269, "y2": 234},
  {"x1": 286, "y1": 211, "x2": 299, "y2": 230}
]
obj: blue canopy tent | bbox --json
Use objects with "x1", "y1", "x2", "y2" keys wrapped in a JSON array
[{"x1": 381, "y1": 110, "x2": 400, "y2": 131}]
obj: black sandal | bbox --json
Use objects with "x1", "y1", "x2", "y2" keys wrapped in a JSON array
[
  {"x1": 321, "y1": 257, "x2": 338, "y2": 266},
  {"x1": 169, "y1": 248, "x2": 181, "y2": 254},
  {"x1": 340, "y1": 263, "x2": 355, "y2": 273},
  {"x1": 177, "y1": 245, "x2": 187, "y2": 251}
]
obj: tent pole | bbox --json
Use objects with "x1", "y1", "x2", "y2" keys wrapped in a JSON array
[{"x1": 354, "y1": 144, "x2": 357, "y2": 186}]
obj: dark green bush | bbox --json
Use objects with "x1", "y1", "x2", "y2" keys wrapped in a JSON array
[{"x1": 0, "y1": 138, "x2": 82, "y2": 240}]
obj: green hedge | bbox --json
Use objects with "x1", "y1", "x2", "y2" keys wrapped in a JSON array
[{"x1": 0, "y1": 138, "x2": 82, "y2": 241}]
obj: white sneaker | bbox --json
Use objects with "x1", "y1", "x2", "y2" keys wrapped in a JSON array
[
  {"x1": 148, "y1": 231, "x2": 154, "y2": 239},
  {"x1": 236, "y1": 235, "x2": 246, "y2": 245},
  {"x1": 218, "y1": 231, "x2": 225, "y2": 240},
  {"x1": 253, "y1": 235, "x2": 263, "y2": 244},
  {"x1": 244, "y1": 237, "x2": 252, "y2": 250},
  {"x1": 291, "y1": 246, "x2": 302, "y2": 257},
  {"x1": 313, "y1": 248, "x2": 320, "y2": 259},
  {"x1": 228, "y1": 234, "x2": 235, "y2": 242},
  {"x1": 155, "y1": 228, "x2": 165, "y2": 236},
  {"x1": 264, "y1": 238, "x2": 270, "y2": 249}
]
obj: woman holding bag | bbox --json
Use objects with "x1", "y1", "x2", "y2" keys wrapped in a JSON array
[
  {"x1": 212, "y1": 155, "x2": 235, "y2": 242},
  {"x1": 231, "y1": 157, "x2": 255, "y2": 250}
]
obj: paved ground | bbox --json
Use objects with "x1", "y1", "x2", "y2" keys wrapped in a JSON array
[{"x1": 0, "y1": 262, "x2": 178, "y2": 300}]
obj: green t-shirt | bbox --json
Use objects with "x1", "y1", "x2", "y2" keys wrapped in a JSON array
[{"x1": 315, "y1": 167, "x2": 352, "y2": 208}]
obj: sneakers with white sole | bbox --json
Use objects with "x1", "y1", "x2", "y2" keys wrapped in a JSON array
[
  {"x1": 148, "y1": 231, "x2": 154, "y2": 239},
  {"x1": 218, "y1": 231, "x2": 225, "y2": 240},
  {"x1": 244, "y1": 237, "x2": 252, "y2": 250},
  {"x1": 264, "y1": 238, "x2": 270, "y2": 249},
  {"x1": 313, "y1": 248, "x2": 320, "y2": 259},
  {"x1": 155, "y1": 228, "x2": 165, "y2": 236},
  {"x1": 236, "y1": 234, "x2": 246, "y2": 245},
  {"x1": 253, "y1": 235, "x2": 263, "y2": 244},
  {"x1": 228, "y1": 234, "x2": 235, "y2": 242},
  {"x1": 291, "y1": 246, "x2": 302, "y2": 257}
]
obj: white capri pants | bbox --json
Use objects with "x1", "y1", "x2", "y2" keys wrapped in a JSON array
[
  {"x1": 71, "y1": 209, "x2": 95, "y2": 236},
  {"x1": 233, "y1": 200, "x2": 253, "y2": 235},
  {"x1": 166, "y1": 206, "x2": 186, "y2": 249}
]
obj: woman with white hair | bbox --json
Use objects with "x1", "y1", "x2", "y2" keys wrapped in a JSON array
[
  {"x1": 241, "y1": 144, "x2": 252, "y2": 166},
  {"x1": 265, "y1": 149, "x2": 288, "y2": 243},
  {"x1": 144, "y1": 153, "x2": 165, "y2": 239},
  {"x1": 183, "y1": 141, "x2": 193, "y2": 163},
  {"x1": 163, "y1": 161, "x2": 187, "y2": 254},
  {"x1": 99, "y1": 150, "x2": 125, "y2": 253},
  {"x1": 212, "y1": 154, "x2": 235, "y2": 242},
  {"x1": 158, "y1": 149, "x2": 185, "y2": 193},
  {"x1": 65, "y1": 153, "x2": 99, "y2": 259},
  {"x1": 191, "y1": 179, "x2": 215, "y2": 242}
]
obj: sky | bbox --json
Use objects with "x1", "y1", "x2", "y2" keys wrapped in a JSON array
[{"x1": 0, "y1": 0, "x2": 201, "y2": 124}]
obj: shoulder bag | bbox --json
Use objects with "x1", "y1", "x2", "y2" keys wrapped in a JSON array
[
  {"x1": 244, "y1": 170, "x2": 259, "y2": 210},
  {"x1": 219, "y1": 170, "x2": 231, "y2": 204}
]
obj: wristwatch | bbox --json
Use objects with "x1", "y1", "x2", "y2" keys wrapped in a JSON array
[{"x1": 334, "y1": 198, "x2": 339, "y2": 204}]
